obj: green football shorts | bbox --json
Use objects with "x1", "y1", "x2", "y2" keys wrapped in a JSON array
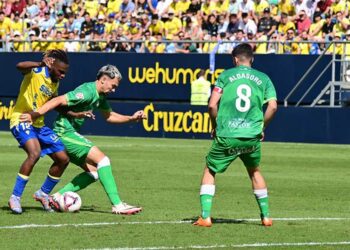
[
  {"x1": 206, "y1": 137, "x2": 261, "y2": 173},
  {"x1": 60, "y1": 131, "x2": 94, "y2": 166}
]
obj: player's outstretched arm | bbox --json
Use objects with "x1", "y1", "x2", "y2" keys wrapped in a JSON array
[
  {"x1": 16, "y1": 56, "x2": 54, "y2": 75},
  {"x1": 20, "y1": 95, "x2": 68, "y2": 123},
  {"x1": 101, "y1": 110, "x2": 146, "y2": 124}
]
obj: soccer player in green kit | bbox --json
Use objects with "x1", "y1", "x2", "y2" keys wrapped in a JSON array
[
  {"x1": 193, "y1": 44, "x2": 277, "y2": 227},
  {"x1": 20, "y1": 65, "x2": 145, "y2": 215}
]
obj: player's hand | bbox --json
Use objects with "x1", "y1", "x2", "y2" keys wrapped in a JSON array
[
  {"x1": 132, "y1": 110, "x2": 147, "y2": 122},
  {"x1": 260, "y1": 131, "x2": 265, "y2": 141},
  {"x1": 42, "y1": 56, "x2": 55, "y2": 69},
  {"x1": 211, "y1": 129, "x2": 216, "y2": 138},
  {"x1": 72, "y1": 110, "x2": 95, "y2": 119},
  {"x1": 19, "y1": 111, "x2": 40, "y2": 123}
]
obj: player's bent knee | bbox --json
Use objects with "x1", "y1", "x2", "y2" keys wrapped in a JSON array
[
  {"x1": 27, "y1": 150, "x2": 41, "y2": 162},
  {"x1": 87, "y1": 171, "x2": 99, "y2": 181},
  {"x1": 97, "y1": 156, "x2": 111, "y2": 169}
]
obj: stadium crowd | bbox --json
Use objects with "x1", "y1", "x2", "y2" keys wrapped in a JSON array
[{"x1": 0, "y1": 0, "x2": 349, "y2": 54}]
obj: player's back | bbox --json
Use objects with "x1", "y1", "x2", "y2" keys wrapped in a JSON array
[
  {"x1": 215, "y1": 65, "x2": 276, "y2": 138},
  {"x1": 10, "y1": 67, "x2": 59, "y2": 129}
]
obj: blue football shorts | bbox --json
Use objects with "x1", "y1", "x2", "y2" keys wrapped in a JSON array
[{"x1": 11, "y1": 122, "x2": 65, "y2": 157}]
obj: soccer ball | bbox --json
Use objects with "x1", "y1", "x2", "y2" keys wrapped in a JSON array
[{"x1": 57, "y1": 191, "x2": 82, "y2": 212}]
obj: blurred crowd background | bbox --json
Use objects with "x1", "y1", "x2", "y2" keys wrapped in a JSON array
[{"x1": 0, "y1": 0, "x2": 349, "y2": 54}]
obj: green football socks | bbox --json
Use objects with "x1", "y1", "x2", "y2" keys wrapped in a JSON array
[
  {"x1": 97, "y1": 165, "x2": 122, "y2": 205},
  {"x1": 254, "y1": 189, "x2": 270, "y2": 218},
  {"x1": 200, "y1": 184, "x2": 216, "y2": 219},
  {"x1": 58, "y1": 172, "x2": 96, "y2": 194},
  {"x1": 200, "y1": 194, "x2": 213, "y2": 219}
]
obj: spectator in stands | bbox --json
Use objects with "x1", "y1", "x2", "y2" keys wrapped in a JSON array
[
  {"x1": 278, "y1": 0, "x2": 295, "y2": 16},
  {"x1": 326, "y1": 33, "x2": 343, "y2": 54},
  {"x1": 164, "y1": 10, "x2": 182, "y2": 36},
  {"x1": 38, "y1": 11, "x2": 55, "y2": 34},
  {"x1": 266, "y1": 32, "x2": 282, "y2": 53},
  {"x1": 203, "y1": 14, "x2": 218, "y2": 36},
  {"x1": 95, "y1": 14, "x2": 106, "y2": 37},
  {"x1": 258, "y1": 8, "x2": 277, "y2": 37},
  {"x1": 217, "y1": 14, "x2": 228, "y2": 34},
  {"x1": 230, "y1": 29, "x2": 247, "y2": 48},
  {"x1": 66, "y1": 13, "x2": 82, "y2": 35},
  {"x1": 202, "y1": 31, "x2": 218, "y2": 53},
  {"x1": 253, "y1": 0, "x2": 269, "y2": 21},
  {"x1": 188, "y1": 0, "x2": 201, "y2": 14},
  {"x1": 53, "y1": 10, "x2": 68, "y2": 36},
  {"x1": 239, "y1": 12, "x2": 257, "y2": 35},
  {"x1": 84, "y1": 0, "x2": 99, "y2": 19},
  {"x1": 11, "y1": 30, "x2": 28, "y2": 51},
  {"x1": 322, "y1": 13, "x2": 335, "y2": 41},
  {"x1": 10, "y1": 11, "x2": 25, "y2": 36},
  {"x1": 107, "y1": 0, "x2": 122, "y2": 16},
  {"x1": 128, "y1": 15, "x2": 142, "y2": 39},
  {"x1": 26, "y1": 0, "x2": 40, "y2": 19},
  {"x1": 227, "y1": 13, "x2": 239, "y2": 35},
  {"x1": 182, "y1": 16, "x2": 200, "y2": 39},
  {"x1": 278, "y1": 12, "x2": 296, "y2": 35},
  {"x1": 48, "y1": 30, "x2": 65, "y2": 50},
  {"x1": 27, "y1": 30, "x2": 40, "y2": 51},
  {"x1": 333, "y1": 11, "x2": 349, "y2": 37},
  {"x1": 238, "y1": 0, "x2": 254, "y2": 18},
  {"x1": 135, "y1": 0, "x2": 150, "y2": 14},
  {"x1": 255, "y1": 31, "x2": 268, "y2": 53},
  {"x1": 330, "y1": 0, "x2": 346, "y2": 15},
  {"x1": 317, "y1": 0, "x2": 332, "y2": 15},
  {"x1": 149, "y1": 14, "x2": 164, "y2": 35},
  {"x1": 140, "y1": 13, "x2": 151, "y2": 31},
  {"x1": 120, "y1": 0, "x2": 135, "y2": 16},
  {"x1": 283, "y1": 28, "x2": 300, "y2": 54},
  {"x1": 295, "y1": 10, "x2": 311, "y2": 34},
  {"x1": 309, "y1": 11, "x2": 324, "y2": 41},
  {"x1": 64, "y1": 30, "x2": 80, "y2": 51},
  {"x1": 228, "y1": 0, "x2": 239, "y2": 15},
  {"x1": 87, "y1": 30, "x2": 103, "y2": 51},
  {"x1": 298, "y1": 31, "x2": 311, "y2": 54},
  {"x1": 11, "y1": 0, "x2": 26, "y2": 17},
  {"x1": 80, "y1": 12, "x2": 95, "y2": 38},
  {"x1": 217, "y1": 32, "x2": 232, "y2": 54}
]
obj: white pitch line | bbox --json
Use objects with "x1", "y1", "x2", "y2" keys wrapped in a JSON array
[
  {"x1": 1, "y1": 217, "x2": 350, "y2": 230},
  {"x1": 84, "y1": 241, "x2": 350, "y2": 250}
]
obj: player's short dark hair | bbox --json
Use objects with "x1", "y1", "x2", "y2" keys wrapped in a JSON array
[
  {"x1": 44, "y1": 49, "x2": 69, "y2": 65},
  {"x1": 231, "y1": 43, "x2": 253, "y2": 61}
]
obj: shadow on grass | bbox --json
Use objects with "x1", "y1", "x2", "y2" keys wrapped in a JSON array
[
  {"x1": 184, "y1": 217, "x2": 258, "y2": 226},
  {"x1": 1, "y1": 206, "x2": 48, "y2": 213}
]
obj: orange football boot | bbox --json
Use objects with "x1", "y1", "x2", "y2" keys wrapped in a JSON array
[{"x1": 193, "y1": 217, "x2": 212, "y2": 227}]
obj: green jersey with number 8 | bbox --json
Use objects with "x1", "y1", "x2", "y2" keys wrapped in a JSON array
[{"x1": 215, "y1": 65, "x2": 277, "y2": 138}]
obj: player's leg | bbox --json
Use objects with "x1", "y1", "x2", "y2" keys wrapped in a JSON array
[
  {"x1": 194, "y1": 137, "x2": 236, "y2": 227},
  {"x1": 9, "y1": 123, "x2": 42, "y2": 214},
  {"x1": 33, "y1": 126, "x2": 69, "y2": 212},
  {"x1": 86, "y1": 146, "x2": 142, "y2": 215},
  {"x1": 246, "y1": 167, "x2": 272, "y2": 226},
  {"x1": 57, "y1": 163, "x2": 99, "y2": 195},
  {"x1": 240, "y1": 139, "x2": 272, "y2": 226},
  {"x1": 49, "y1": 131, "x2": 98, "y2": 209}
]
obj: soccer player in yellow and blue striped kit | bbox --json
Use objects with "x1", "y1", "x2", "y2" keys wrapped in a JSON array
[{"x1": 9, "y1": 50, "x2": 70, "y2": 214}]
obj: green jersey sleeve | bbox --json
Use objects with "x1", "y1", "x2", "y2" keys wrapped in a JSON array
[
  {"x1": 65, "y1": 85, "x2": 95, "y2": 107},
  {"x1": 215, "y1": 74, "x2": 225, "y2": 89},
  {"x1": 264, "y1": 77, "x2": 277, "y2": 103}
]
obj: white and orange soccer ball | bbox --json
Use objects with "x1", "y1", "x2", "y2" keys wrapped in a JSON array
[{"x1": 55, "y1": 192, "x2": 82, "y2": 212}]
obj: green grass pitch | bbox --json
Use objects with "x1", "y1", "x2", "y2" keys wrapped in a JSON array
[{"x1": 0, "y1": 131, "x2": 350, "y2": 249}]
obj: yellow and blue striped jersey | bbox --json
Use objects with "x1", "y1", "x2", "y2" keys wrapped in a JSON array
[{"x1": 10, "y1": 67, "x2": 59, "y2": 128}]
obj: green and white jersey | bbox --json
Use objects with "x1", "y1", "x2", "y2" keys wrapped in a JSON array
[
  {"x1": 53, "y1": 82, "x2": 111, "y2": 135},
  {"x1": 215, "y1": 65, "x2": 277, "y2": 138}
]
